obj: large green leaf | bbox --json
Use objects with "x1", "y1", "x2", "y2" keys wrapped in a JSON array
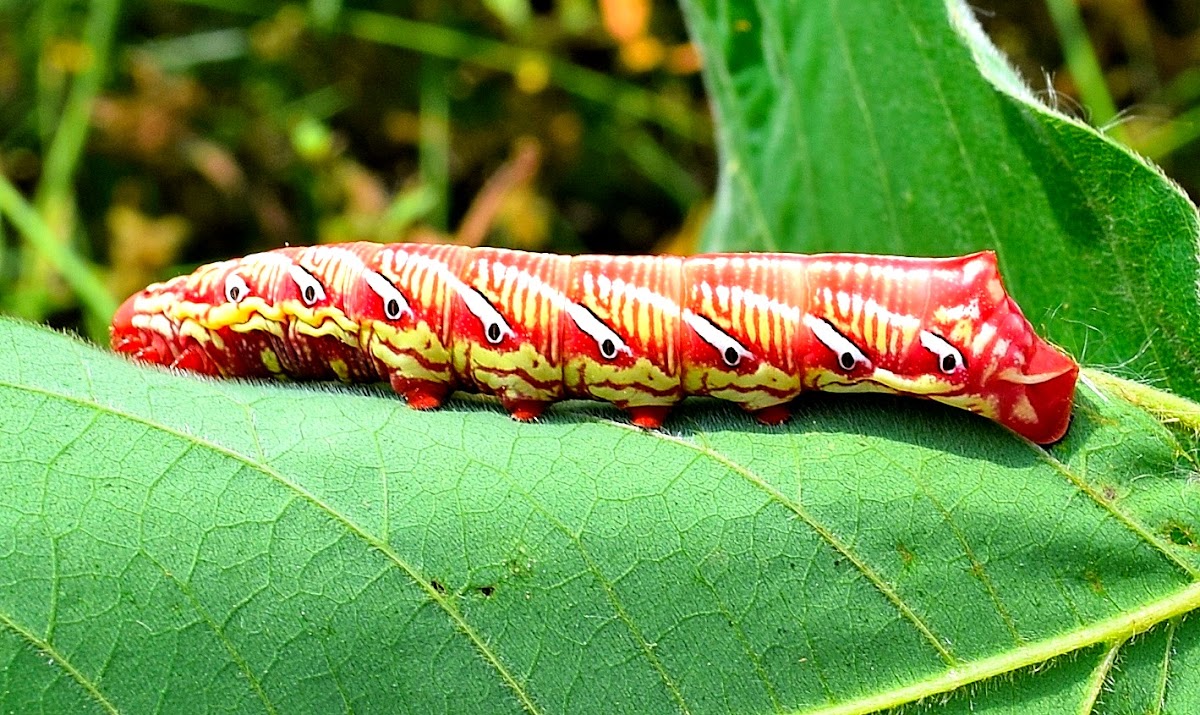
[
  {"x1": 8, "y1": 0, "x2": 1200, "y2": 712},
  {"x1": 682, "y1": 0, "x2": 1200, "y2": 399},
  {"x1": 3, "y1": 318, "x2": 1200, "y2": 714}
]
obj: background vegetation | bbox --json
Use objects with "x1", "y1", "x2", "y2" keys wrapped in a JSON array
[{"x1": 1, "y1": 0, "x2": 1199, "y2": 342}]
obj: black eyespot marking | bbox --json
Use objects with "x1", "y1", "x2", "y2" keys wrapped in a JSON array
[
  {"x1": 808, "y1": 316, "x2": 868, "y2": 372},
  {"x1": 689, "y1": 312, "x2": 751, "y2": 368},
  {"x1": 567, "y1": 302, "x2": 626, "y2": 360},
  {"x1": 289, "y1": 264, "x2": 326, "y2": 306},
  {"x1": 365, "y1": 270, "x2": 411, "y2": 321},
  {"x1": 224, "y1": 274, "x2": 249, "y2": 303},
  {"x1": 919, "y1": 330, "x2": 966, "y2": 376},
  {"x1": 464, "y1": 286, "x2": 512, "y2": 345}
]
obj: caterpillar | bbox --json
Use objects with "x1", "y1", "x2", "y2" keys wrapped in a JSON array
[{"x1": 110, "y1": 242, "x2": 1079, "y2": 443}]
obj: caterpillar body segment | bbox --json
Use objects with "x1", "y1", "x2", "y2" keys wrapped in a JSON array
[
  {"x1": 564, "y1": 254, "x2": 684, "y2": 429},
  {"x1": 682, "y1": 254, "x2": 806, "y2": 413},
  {"x1": 111, "y1": 242, "x2": 1080, "y2": 443}
]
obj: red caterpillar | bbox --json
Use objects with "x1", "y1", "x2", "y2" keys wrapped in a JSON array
[{"x1": 110, "y1": 243, "x2": 1079, "y2": 443}]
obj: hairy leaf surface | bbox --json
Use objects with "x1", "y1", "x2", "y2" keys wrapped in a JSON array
[{"x1": 2, "y1": 321, "x2": 1199, "y2": 713}]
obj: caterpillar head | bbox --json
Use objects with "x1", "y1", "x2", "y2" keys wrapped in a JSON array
[
  {"x1": 108, "y1": 263, "x2": 239, "y2": 375},
  {"x1": 111, "y1": 288, "x2": 178, "y2": 367}
]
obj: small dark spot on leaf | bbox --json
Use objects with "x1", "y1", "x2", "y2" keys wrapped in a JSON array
[
  {"x1": 1084, "y1": 569, "x2": 1105, "y2": 595},
  {"x1": 479, "y1": 585, "x2": 496, "y2": 598},
  {"x1": 1102, "y1": 485, "x2": 1117, "y2": 501},
  {"x1": 896, "y1": 543, "x2": 915, "y2": 567},
  {"x1": 430, "y1": 579, "x2": 446, "y2": 594}
]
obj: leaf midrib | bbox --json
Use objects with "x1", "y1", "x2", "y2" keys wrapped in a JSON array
[{"x1": 805, "y1": 582, "x2": 1200, "y2": 715}]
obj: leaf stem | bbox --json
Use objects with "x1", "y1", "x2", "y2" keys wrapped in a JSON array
[
  {"x1": 15, "y1": 0, "x2": 121, "y2": 328},
  {"x1": 1082, "y1": 369, "x2": 1200, "y2": 433},
  {"x1": 618, "y1": 126, "x2": 705, "y2": 207},
  {"x1": 420, "y1": 57, "x2": 450, "y2": 231},
  {"x1": 34, "y1": 0, "x2": 121, "y2": 211},
  {"x1": 343, "y1": 10, "x2": 703, "y2": 142},
  {"x1": 1132, "y1": 102, "x2": 1200, "y2": 161}
]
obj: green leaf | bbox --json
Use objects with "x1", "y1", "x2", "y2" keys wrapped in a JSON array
[
  {"x1": 9, "y1": 0, "x2": 1200, "y2": 712},
  {"x1": 3, "y1": 314, "x2": 1200, "y2": 714},
  {"x1": 682, "y1": 0, "x2": 1200, "y2": 401}
]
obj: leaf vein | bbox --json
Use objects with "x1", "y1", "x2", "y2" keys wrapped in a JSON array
[
  {"x1": 1, "y1": 381, "x2": 544, "y2": 715},
  {"x1": 142, "y1": 553, "x2": 279, "y2": 715},
  {"x1": 0, "y1": 608, "x2": 120, "y2": 715},
  {"x1": 1154, "y1": 617, "x2": 1177, "y2": 715},
  {"x1": 881, "y1": 450, "x2": 1024, "y2": 643},
  {"x1": 475, "y1": 446, "x2": 695, "y2": 714},
  {"x1": 678, "y1": 0, "x2": 776, "y2": 250},
  {"x1": 608, "y1": 422, "x2": 958, "y2": 666},
  {"x1": 828, "y1": 0, "x2": 902, "y2": 251},
  {"x1": 1077, "y1": 640, "x2": 1120, "y2": 714},
  {"x1": 896, "y1": 0, "x2": 1003, "y2": 251},
  {"x1": 1027, "y1": 441, "x2": 1200, "y2": 580}
]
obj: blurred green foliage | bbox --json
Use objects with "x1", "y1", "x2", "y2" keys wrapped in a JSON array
[
  {"x1": 0, "y1": 0, "x2": 1197, "y2": 343},
  {"x1": 0, "y1": 0, "x2": 714, "y2": 339}
]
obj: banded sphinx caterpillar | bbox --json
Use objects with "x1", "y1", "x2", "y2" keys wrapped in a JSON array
[{"x1": 110, "y1": 242, "x2": 1079, "y2": 443}]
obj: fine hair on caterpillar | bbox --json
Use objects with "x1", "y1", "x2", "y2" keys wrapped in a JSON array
[{"x1": 111, "y1": 242, "x2": 1080, "y2": 444}]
